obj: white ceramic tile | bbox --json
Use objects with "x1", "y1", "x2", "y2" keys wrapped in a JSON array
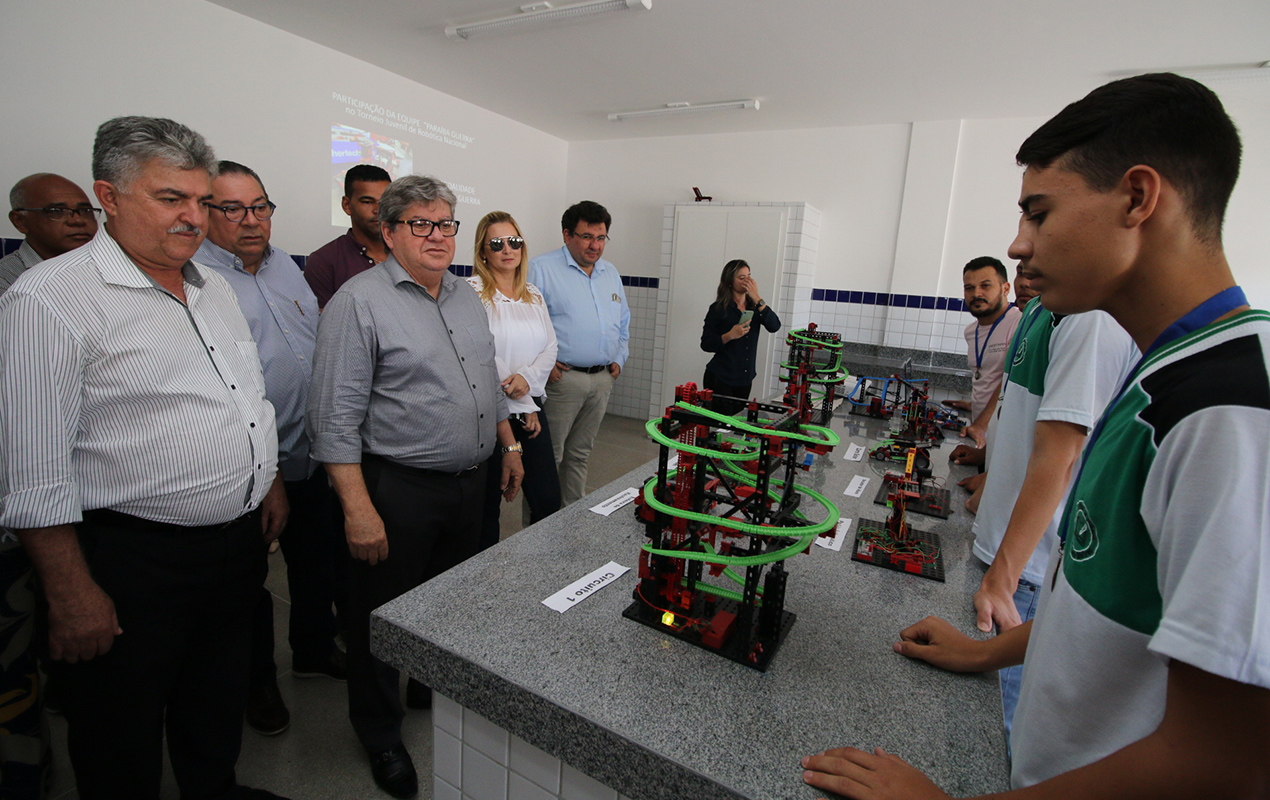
[
  {"x1": 434, "y1": 729, "x2": 462, "y2": 788},
  {"x1": 434, "y1": 693, "x2": 462, "y2": 738},
  {"x1": 509, "y1": 735, "x2": 561, "y2": 793},
  {"x1": 509, "y1": 772, "x2": 559, "y2": 800},
  {"x1": 560, "y1": 764, "x2": 616, "y2": 800},
  {"x1": 435, "y1": 776, "x2": 462, "y2": 800},
  {"x1": 463, "y1": 744, "x2": 509, "y2": 800}
]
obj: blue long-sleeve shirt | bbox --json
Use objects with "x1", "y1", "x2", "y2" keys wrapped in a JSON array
[
  {"x1": 197, "y1": 240, "x2": 319, "y2": 481},
  {"x1": 527, "y1": 246, "x2": 629, "y2": 369}
]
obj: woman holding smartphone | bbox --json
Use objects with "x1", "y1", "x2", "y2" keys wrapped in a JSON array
[
  {"x1": 699, "y1": 259, "x2": 782, "y2": 414},
  {"x1": 468, "y1": 211, "x2": 562, "y2": 547}
]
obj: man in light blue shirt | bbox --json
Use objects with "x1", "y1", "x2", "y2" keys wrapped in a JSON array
[
  {"x1": 527, "y1": 201, "x2": 630, "y2": 505},
  {"x1": 197, "y1": 161, "x2": 347, "y2": 738}
]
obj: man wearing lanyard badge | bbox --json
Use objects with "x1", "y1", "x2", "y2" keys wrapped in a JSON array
[{"x1": 803, "y1": 73, "x2": 1270, "y2": 798}]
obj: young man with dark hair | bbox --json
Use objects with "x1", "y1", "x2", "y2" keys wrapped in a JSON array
[
  {"x1": 305, "y1": 163, "x2": 392, "y2": 308},
  {"x1": 803, "y1": 73, "x2": 1269, "y2": 798},
  {"x1": 528, "y1": 200, "x2": 630, "y2": 506}
]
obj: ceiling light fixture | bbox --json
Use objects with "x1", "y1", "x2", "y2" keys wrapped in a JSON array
[
  {"x1": 608, "y1": 99, "x2": 760, "y2": 122},
  {"x1": 446, "y1": 0, "x2": 651, "y2": 41},
  {"x1": 1108, "y1": 60, "x2": 1270, "y2": 82}
]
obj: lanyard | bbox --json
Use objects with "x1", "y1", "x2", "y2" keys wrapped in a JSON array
[
  {"x1": 1059, "y1": 285, "x2": 1248, "y2": 545},
  {"x1": 973, "y1": 310, "x2": 1009, "y2": 372}
]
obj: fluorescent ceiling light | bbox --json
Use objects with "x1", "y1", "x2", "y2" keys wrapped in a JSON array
[
  {"x1": 608, "y1": 99, "x2": 760, "y2": 122},
  {"x1": 446, "y1": 0, "x2": 651, "y2": 41},
  {"x1": 1108, "y1": 60, "x2": 1270, "y2": 81}
]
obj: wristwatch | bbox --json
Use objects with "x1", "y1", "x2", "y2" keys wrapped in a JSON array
[{"x1": 501, "y1": 442, "x2": 524, "y2": 455}]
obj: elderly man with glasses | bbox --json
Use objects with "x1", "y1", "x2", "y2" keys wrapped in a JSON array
[
  {"x1": 307, "y1": 174, "x2": 523, "y2": 799},
  {"x1": 195, "y1": 161, "x2": 348, "y2": 740},
  {"x1": 1, "y1": 173, "x2": 100, "y2": 294}
]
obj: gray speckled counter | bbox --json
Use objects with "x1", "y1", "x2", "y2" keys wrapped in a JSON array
[{"x1": 372, "y1": 408, "x2": 1008, "y2": 800}]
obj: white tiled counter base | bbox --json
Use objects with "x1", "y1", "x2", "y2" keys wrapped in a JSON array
[{"x1": 434, "y1": 693, "x2": 637, "y2": 800}]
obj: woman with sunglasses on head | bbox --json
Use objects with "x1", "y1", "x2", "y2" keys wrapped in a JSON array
[
  {"x1": 700, "y1": 259, "x2": 782, "y2": 415},
  {"x1": 468, "y1": 211, "x2": 562, "y2": 547}
]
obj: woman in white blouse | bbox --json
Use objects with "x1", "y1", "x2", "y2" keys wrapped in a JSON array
[{"x1": 468, "y1": 211, "x2": 562, "y2": 546}]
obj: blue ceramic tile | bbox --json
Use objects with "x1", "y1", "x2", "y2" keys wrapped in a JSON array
[
  {"x1": 812, "y1": 288, "x2": 825, "y2": 301},
  {"x1": 824, "y1": 290, "x2": 838, "y2": 302},
  {"x1": 648, "y1": 278, "x2": 660, "y2": 289},
  {"x1": 906, "y1": 296, "x2": 921, "y2": 308},
  {"x1": 862, "y1": 292, "x2": 876, "y2": 305},
  {"x1": 920, "y1": 296, "x2": 936, "y2": 309},
  {"x1": 936, "y1": 297, "x2": 948, "y2": 310},
  {"x1": 889, "y1": 294, "x2": 905, "y2": 307},
  {"x1": 948, "y1": 298, "x2": 963, "y2": 312},
  {"x1": 848, "y1": 291, "x2": 863, "y2": 303}
]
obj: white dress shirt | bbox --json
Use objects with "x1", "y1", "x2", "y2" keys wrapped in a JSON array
[
  {"x1": 466, "y1": 276, "x2": 559, "y2": 414},
  {"x1": 0, "y1": 229, "x2": 278, "y2": 528}
]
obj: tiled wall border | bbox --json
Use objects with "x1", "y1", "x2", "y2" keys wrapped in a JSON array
[{"x1": 434, "y1": 693, "x2": 636, "y2": 800}]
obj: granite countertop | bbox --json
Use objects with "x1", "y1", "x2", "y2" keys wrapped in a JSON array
[{"x1": 372, "y1": 408, "x2": 1009, "y2": 800}]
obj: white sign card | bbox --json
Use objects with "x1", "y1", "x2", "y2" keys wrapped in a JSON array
[
  {"x1": 814, "y1": 518, "x2": 851, "y2": 552},
  {"x1": 590, "y1": 487, "x2": 640, "y2": 516},
  {"x1": 844, "y1": 475, "x2": 870, "y2": 497},
  {"x1": 542, "y1": 561, "x2": 630, "y2": 613},
  {"x1": 843, "y1": 443, "x2": 866, "y2": 462}
]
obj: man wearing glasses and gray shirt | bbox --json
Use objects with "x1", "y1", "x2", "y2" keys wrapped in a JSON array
[{"x1": 307, "y1": 174, "x2": 523, "y2": 799}]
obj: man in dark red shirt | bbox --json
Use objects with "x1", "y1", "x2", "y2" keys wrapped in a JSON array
[{"x1": 304, "y1": 164, "x2": 391, "y2": 308}]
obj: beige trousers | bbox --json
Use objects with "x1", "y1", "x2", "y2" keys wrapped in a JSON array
[{"x1": 543, "y1": 367, "x2": 615, "y2": 506}]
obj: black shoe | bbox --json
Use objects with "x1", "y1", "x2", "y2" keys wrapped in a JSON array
[
  {"x1": 368, "y1": 743, "x2": 417, "y2": 798},
  {"x1": 245, "y1": 682, "x2": 290, "y2": 736},
  {"x1": 405, "y1": 679, "x2": 431, "y2": 710},
  {"x1": 292, "y1": 649, "x2": 347, "y2": 682}
]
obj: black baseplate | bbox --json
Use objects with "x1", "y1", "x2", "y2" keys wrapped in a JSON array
[
  {"x1": 851, "y1": 518, "x2": 945, "y2": 582},
  {"x1": 622, "y1": 591, "x2": 795, "y2": 672},
  {"x1": 872, "y1": 481, "x2": 953, "y2": 519}
]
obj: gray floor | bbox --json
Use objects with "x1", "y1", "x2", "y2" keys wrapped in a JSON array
[{"x1": 43, "y1": 414, "x2": 660, "y2": 800}]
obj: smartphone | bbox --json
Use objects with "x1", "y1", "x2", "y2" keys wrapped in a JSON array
[{"x1": 739, "y1": 310, "x2": 754, "y2": 326}]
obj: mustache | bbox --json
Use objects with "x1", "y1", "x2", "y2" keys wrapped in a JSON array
[{"x1": 168, "y1": 223, "x2": 203, "y2": 235}]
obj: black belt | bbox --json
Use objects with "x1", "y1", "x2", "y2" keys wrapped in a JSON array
[
  {"x1": 569, "y1": 363, "x2": 611, "y2": 374},
  {"x1": 82, "y1": 507, "x2": 261, "y2": 535},
  {"x1": 364, "y1": 452, "x2": 481, "y2": 479}
]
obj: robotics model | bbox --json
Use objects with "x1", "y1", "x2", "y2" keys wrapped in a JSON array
[
  {"x1": 852, "y1": 447, "x2": 945, "y2": 581},
  {"x1": 626, "y1": 380, "x2": 841, "y2": 671}
]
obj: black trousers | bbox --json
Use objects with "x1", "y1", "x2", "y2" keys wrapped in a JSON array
[
  {"x1": 251, "y1": 473, "x2": 349, "y2": 685},
  {"x1": 702, "y1": 369, "x2": 753, "y2": 416},
  {"x1": 347, "y1": 455, "x2": 486, "y2": 753},
  {"x1": 479, "y1": 410, "x2": 563, "y2": 550},
  {"x1": 50, "y1": 512, "x2": 264, "y2": 800}
]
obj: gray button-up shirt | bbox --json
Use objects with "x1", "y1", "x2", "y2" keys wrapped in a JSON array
[
  {"x1": 306, "y1": 256, "x2": 507, "y2": 472},
  {"x1": 197, "y1": 240, "x2": 319, "y2": 481}
]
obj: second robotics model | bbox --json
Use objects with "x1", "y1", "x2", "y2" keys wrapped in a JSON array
[
  {"x1": 627, "y1": 364, "x2": 843, "y2": 671},
  {"x1": 852, "y1": 446, "x2": 946, "y2": 582}
]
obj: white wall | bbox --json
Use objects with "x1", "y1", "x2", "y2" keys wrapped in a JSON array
[
  {"x1": 566, "y1": 84, "x2": 1270, "y2": 307},
  {"x1": 0, "y1": 0, "x2": 569, "y2": 261},
  {"x1": 564, "y1": 124, "x2": 912, "y2": 288}
]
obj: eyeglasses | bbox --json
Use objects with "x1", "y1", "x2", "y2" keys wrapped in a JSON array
[
  {"x1": 569, "y1": 231, "x2": 610, "y2": 244},
  {"x1": 487, "y1": 236, "x2": 524, "y2": 252},
  {"x1": 397, "y1": 218, "x2": 460, "y2": 237},
  {"x1": 14, "y1": 206, "x2": 101, "y2": 221},
  {"x1": 205, "y1": 201, "x2": 276, "y2": 222}
]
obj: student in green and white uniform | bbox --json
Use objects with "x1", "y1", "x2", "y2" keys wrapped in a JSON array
[
  {"x1": 803, "y1": 74, "x2": 1269, "y2": 800},
  {"x1": 970, "y1": 298, "x2": 1137, "y2": 735}
]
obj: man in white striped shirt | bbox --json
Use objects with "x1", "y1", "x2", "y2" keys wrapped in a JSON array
[{"x1": 0, "y1": 117, "x2": 289, "y2": 800}]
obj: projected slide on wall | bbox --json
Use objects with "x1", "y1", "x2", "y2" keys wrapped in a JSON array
[
  {"x1": 329, "y1": 92, "x2": 484, "y2": 228},
  {"x1": 330, "y1": 125, "x2": 413, "y2": 227}
]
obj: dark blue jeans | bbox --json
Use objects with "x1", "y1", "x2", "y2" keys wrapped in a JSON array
[{"x1": 480, "y1": 410, "x2": 563, "y2": 549}]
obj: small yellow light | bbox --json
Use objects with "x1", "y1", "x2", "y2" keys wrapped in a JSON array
[{"x1": 661, "y1": 611, "x2": 676, "y2": 626}]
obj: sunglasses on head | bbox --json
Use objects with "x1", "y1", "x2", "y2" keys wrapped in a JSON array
[{"x1": 487, "y1": 236, "x2": 524, "y2": 252}]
